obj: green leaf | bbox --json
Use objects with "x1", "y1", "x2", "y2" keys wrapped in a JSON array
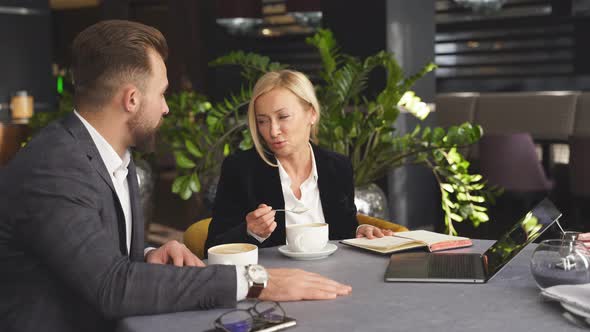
[
  {"x1": 470, "y1": 174, "x2": 483, "y2": 182},
  {"x1": 175, "y1": 152, "x2": 196, "y2": 169},
  {"x1": 383, "y1": 107, "x2": 398, "y2": 122},
  {"x1": 457, "y1": 193, "x2": 468, "y2": 201},
  {"x1": 398, "y1": 91, "x2": 430, "y2": 120},
  {"x1": 189, "y1": 172, "x2": 201, "y2": 192},
  {"x1": 224, "y1": 143, "x2": 230, "y2": 156},
  {"x1": 421, "y1": 127, "x2": 431, "y2": 141},
  {"x1": 473, "y1": 205, "x2": 487, "y2": 212},
  {"x1": 185, "y1": 139, "x2": 203, "y2": 158},
  {"x1": 334, "y1": 126, "x2": 344, "y2": 140},
  {"x1": 432, "y1": 127, "x2": 445, "y2": 143},
  {"x1": 239, "y1": 132, "x2": 253, "y2": 150},
  {"x1": 180, "y1": 186, "x2": 192, "y2": 200},
  {"x1": 411, "y1": 125, "x2": 421, "y2": 137},
  {"x1": 172, "y1": 175, "x2": 188, "y2": 194},
  {"x1": 469, "y1": 196, "x2": 485, "y2": 203},
  {"x1": 441, "y1": 183, "x2": 454, "y2": 193},
  {"x1": 206, "y1": 115, "x2": 218, "y2": 128},
  {"x1": 450, "y1": 213, "x2": 464, "y2": 222},
  {"x1": 473, "y1": 211, "x2": 489, "y2": 222}
]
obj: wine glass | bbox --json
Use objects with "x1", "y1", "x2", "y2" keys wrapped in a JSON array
[
  {"x1": 530, "y1": 239, "x2": 590, "y2": 289},
  {"x1": 561, "y1": 231, "x2": 582, "y2": 242}
]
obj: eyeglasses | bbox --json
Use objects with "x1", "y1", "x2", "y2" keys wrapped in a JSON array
[{"x1": 214, "y1": 301, "x2": 286, "y2": 332}]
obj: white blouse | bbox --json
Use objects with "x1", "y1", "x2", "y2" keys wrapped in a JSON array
[{"x1": 249, "y1": 144, "x2": 326, "y2": 242}]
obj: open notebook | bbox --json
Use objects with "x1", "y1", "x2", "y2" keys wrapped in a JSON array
[{"x1": 341, "y1": 230, "x2": 472, "y2": 254}]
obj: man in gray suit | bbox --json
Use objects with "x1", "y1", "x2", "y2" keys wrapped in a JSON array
[{"x1": 0, "y1": 20, "x2": 351, "y2": 332}]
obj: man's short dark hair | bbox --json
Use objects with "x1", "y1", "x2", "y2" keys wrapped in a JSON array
[{"x1": 71, "y1": 20, "x2": 168, "y2": 108}]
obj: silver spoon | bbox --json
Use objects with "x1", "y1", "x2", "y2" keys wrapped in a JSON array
[{"x1": 274, "y1": 206, "x2": 310, "y2": 214}]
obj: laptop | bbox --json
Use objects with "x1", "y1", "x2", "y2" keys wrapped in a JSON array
[{"x1": 384, "y1": 198, "x2": 562, "y2": 283}]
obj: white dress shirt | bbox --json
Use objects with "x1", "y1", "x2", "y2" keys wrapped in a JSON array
[
  {"x1": 277, "y1": 145, "x2": 326, "y2": 227},
  {"x1": 75, "y1": 111, "x2": 133, "y2": 252},
  {"x1": 75, "y1": 111, "x2": 248, "y2": 301},
  {"x1": 249, "y1": 144, "x2": 326, "y2": 243},
  {"x1": 240, "y1": 144, "x2": 327, "y2": 300}
]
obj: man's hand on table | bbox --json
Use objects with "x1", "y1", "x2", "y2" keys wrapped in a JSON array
[
  {"x1": 146, "y1": 240, "x2": 206, "y2": 267},
  {"x1": 356, "y1": 224, "x2": 394, "y2": 239},
  {"x1": 259, "y1": 268, "x2": 352, "y2": 301},
  {"x1": 146, "y1": 243, "x2": 351, "y2": 302}
]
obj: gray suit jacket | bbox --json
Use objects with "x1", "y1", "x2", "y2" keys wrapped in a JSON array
[{"x1": 0, "y1": 113, "x2": 236, "y2": 332}]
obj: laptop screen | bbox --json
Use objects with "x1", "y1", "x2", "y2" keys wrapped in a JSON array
[{"x1": 483, "y1": 198, "x2": 562, "y2": 278}]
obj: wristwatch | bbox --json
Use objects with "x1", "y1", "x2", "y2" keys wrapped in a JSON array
[{"x1": 245, "y1": 264, "x2": 268, "y2": 299}]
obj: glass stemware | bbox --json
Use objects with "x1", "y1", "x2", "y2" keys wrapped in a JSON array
[{"x1": 530, "y1": 239, "x2": 590, "y2": 289}]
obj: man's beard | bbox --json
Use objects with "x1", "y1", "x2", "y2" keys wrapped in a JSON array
[{"x1": 128, "y1": 109, "x2": 161, "y2": 153}]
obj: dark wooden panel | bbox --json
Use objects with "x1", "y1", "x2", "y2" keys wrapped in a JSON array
[
  {"x1": 435, "y1": 0, "x2": 590, "y2": 92},
  {"x1": 0, "y1": 123, "x2": 29, "y2": 166}
]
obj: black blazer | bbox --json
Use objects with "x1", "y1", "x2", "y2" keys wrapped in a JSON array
[
  {"x1": 205, "y1": 145, "x2": 358, "y2": 252},
  {"x1": 0, "y1": 113, "x2": 237, "y2": 332}
]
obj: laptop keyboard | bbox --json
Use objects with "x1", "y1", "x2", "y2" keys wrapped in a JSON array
[{"x1": 428, "y1": 254, "x2": 481, "y2": 278}]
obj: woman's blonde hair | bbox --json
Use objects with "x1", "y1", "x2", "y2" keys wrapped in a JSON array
[{"x1": 248, "y1": 70, "x2": 321, "y2": 166}]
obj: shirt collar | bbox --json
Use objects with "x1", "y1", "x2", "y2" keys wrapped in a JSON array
[{"x1": 74, "y1": 110, "x2": 131, "y2": 176}]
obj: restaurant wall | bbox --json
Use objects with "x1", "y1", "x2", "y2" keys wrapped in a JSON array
[{"x1": 0, "y1": 0, "x2": 53, "y2": 120}]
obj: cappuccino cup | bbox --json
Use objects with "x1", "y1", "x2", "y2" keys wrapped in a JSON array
[
  {"x1": 286, "y1": 223, "x2": 329, "y2": 253},
  {"x1": 208, "y1": 243, "x2": 258, "y2": 265}
]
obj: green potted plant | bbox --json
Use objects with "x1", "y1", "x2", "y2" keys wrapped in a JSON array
[
  {"x1": 164, "y1": 29, "x2": 497, "y2": 235},
  {"x1": 159, "y1": 90, "x2": 247, "y2": 201}
]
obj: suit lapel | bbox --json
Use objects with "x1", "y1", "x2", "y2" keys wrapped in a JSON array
[
  {"x1": 127, "y1": 158, "x2": 145, "y2": 262},
  {"x1": 62, "y1": 113, "x2": 117, "y2": 193},
  {"x1": 61, "y1": 112, "x2": 128, "y2": 256},
  {"x1": 313, "y1": 145, "x2": 338, "y2": 224}
]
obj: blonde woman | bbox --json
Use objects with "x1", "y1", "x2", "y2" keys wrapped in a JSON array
[{"x1": 205, "y1": 70, "x2": 391, "y2": 251}]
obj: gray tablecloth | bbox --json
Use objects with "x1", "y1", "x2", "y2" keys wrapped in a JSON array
[{"x1": 117, "y1": 240, "x2": 582, "y2": 332}]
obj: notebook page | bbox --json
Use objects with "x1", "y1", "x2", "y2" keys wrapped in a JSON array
[
  {"x1": 394, "y1": 230, "x2": 469, "y2": 245},
  {"x1": 342, "y1": 236, "x2": 416, "y2": 250}
]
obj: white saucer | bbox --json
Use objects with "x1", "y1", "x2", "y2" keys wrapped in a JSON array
[{"x1": 278, "y1": 243, "x2": 338, "y2": 260}]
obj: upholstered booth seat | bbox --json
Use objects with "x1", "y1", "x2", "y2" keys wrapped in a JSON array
[
  {"x1": 184, "y1": 215, "x2": 408, "y2": 259},
  {"x1": 475, "y1": 91, "x2": 578, "y2": 141},
  {"x1": 436, "y1": 91, "x2": 580, "y2": 158},
  {"x1": 478, "y1": 133, "x2": 553, "y2": 192},
  {"x1": 435, "y1": 92, "x2": 478, "y2": 128}
]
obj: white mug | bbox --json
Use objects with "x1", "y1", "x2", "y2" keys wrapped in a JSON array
[
  {"x1": 286, "y1": 223, "x2": 329, "y2": 252},
  {"x1": 207, "y1": 243, "x2": 258, "y2": 265}
]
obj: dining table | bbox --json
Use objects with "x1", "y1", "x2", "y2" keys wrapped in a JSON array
[{"x1": 117, "y1": 240, "x2": 584, "y2": 332}]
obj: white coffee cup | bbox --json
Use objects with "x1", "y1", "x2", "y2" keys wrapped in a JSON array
[
  {"x1": 208, "y1": 243, "x2": 258, "y2": 265},
  {"x1": 286, "y1": 223, "x2": 329, "y2": 252}
]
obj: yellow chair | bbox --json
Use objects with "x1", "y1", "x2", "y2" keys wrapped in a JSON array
[
  {"x1": 356, "y1": 214, "x2": 408, "y2": 232},
  {"x1": 184, "y1": 215, "x2": 408, "y2": 259},
  {"x1": 183, "y1": 217, "x2": 212, "y2": 259}
]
